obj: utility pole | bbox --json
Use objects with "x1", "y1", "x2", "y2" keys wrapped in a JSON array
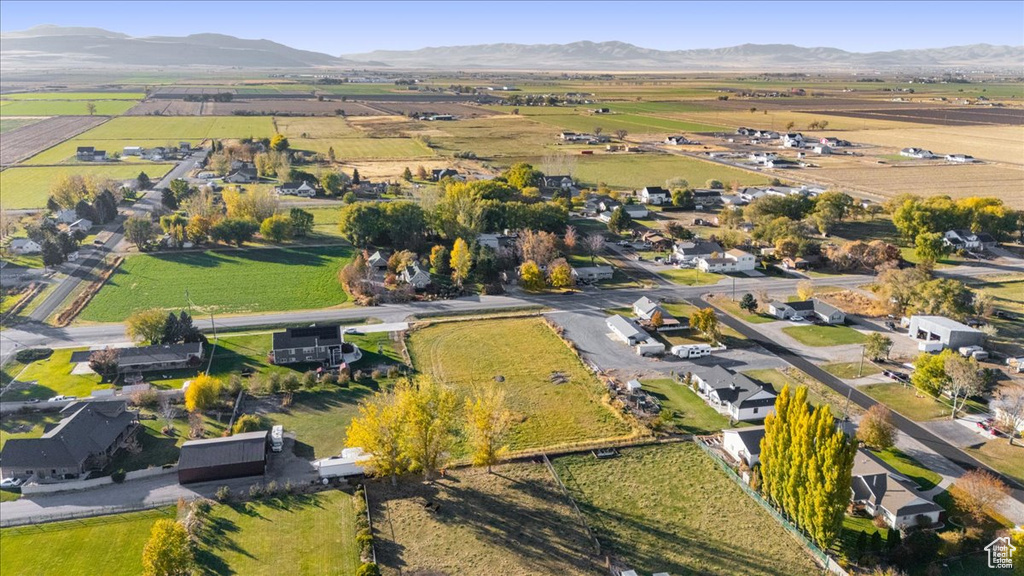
[
  {"x1": 858, "y1": 344, "x2": 866, "y2": 378},
  {"x1": 732, "y1": 277, "x2": 736, "y2": 301}
]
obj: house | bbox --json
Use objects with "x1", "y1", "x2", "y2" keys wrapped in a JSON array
[
  {"x1": 943, "y1": 229, "x2": 996, "y2": 251},
  {"x1": 693, "y1": 365, "x2": 777, "y2": 422},
  {"x1": 0, "y1": 401, "x2": 139, "y2": 481},
  {"x1": 722, "y1": 426, "x2": 766, "y2": 468},
  {"x1": 665, "y1": 135, "x2": 691, "y2": 145},
  {"x1": 749, "y1": 152, "x2": 779, "y2": 165},
  {"x1": 8, "y1": 238, "x2": 41, "y2": 255},
  {"x1": 179, "y1": 142, "x2": 191, "y2": 153},
  {"x1": 782, "y1": 133, "x2": 805, "y2": 148},
  {"x1": 401, "y1": 263, "x2": 432, "y2": 289},
  {"x1": 632, "y1": 296, "x2": 687, "y2": 331},
  {"x1": 850, "y1": 449, "x2": 944, "y2": 530},
  {"x1": 76, "y1": 146, "x2": 96, "y2": 161},
  {"x1": 572, "y1": 265, "x2": 614, "y2": 283},
  {"x1": 606, "y1": 315, "x2": 649, "y2": 345},
  {"x1": 781, "y1": 255, "x2": 822, "y2": 270},
  {"x1": 641, "y1": 231, "x2": 672, "y2": 251},
  {"x1": 769, "y1": 299, "x2": 846, "y2": 324},
  {"x1": 622, "y1": 204, "x2": 649, "y2": 219},
  {"x1": 367, "y1": 250, "x2": 389, "y2": 270},
  {"x1": 67, "y1": 218, "x2": 93, "y2": 234},
  {"x1": 69, "y1": 342, "x2": 204, "y2": 374},
  {"x1": 178, "y1": 431, "x2": 268, "y2": 485},
  {"x1": 693, "y1": 189, "x2": 721, "y2": 204},
  {"x1": 431, "y1": 168, "x2": 459, "y2": 181},
  {"x1": 54, "y1": 209, "x2": 79, "y2": 224},
  {"x1": 945, "y1": 154, "x2": 975, "y2": 163},
  {"x1": 225, "y1": 166, "x2": 258, "y2": 184},
  {"x1": 907, "y1": 315, "x2": 985, "y2": 350},
  {"x1": 539, "y1": 175, "x2": 575, "y2": 191},
  {"x1": 477, "y1": 231, "x2": 519, "y2": 250},
  {"x1": 696, "y1": 248, "x2": 756, "y2": 273},
  {"x1": 639, "y1": 186, "x2": 670, "y2": 205},
  {"x1": 899, "y1": 147, "x2": 935, "y2": 159},
  {"x1": 813, "y1": 145, "x2": 832, "y2": 155},
  {"x1": 674, "y1": 240, "x2": 724, "y2": 263},
  {"x1": 269, "y1": 325, "x2": 362, "y2": 368},
  {"x1": 275, "y1": 181, "x2": 317, "y2": 197},
  {"x1": 123, "y1": 146, "x2": 143, "y2": 156}
]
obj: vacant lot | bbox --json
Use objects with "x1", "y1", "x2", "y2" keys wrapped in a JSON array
[
  {"x1": 407, "y1": 317, "x2": 632, "y2": 451},
  {"x1": 0, "y1": 115, "x2": 107, "y2": 165},
  {"x1": 821, "y1": 361, "x2": 882, "y2": 379},
  {"x1": 0, "y1": 100, "x2": 136, "y2": 116},
  {"x1": 80, "y1": 246, "x2": 353, "y2": 322},
  {"x1": 813, "y1": 106, "x2": 1024, "y2": 126},
  {"x1": 432, "y1": 115, "x2": 557, "y2": 158},
  {"x1": 640, "y1": 378, "x2": 731, "y2": 433},
  {"x1": 782, "y1": 324, "x2": 867, "y2": 347},
  {"x1": 658, "y1": 267, "x2": 725, "y2": 286},
  {"x1": 572, "y1": 154, "x2": 770, "y2": 190},
  {"x1": 370, "y1": 462, "x2": 603, "y2": 576},
  {"x1": 80, "y1": 115, "x2": 275, "y2": 140},
  {"x1": 295, "y1": 136, "x2": 433, "y2": 159},
  {"x1": 206, "y1": 100, "x2": 382, "y2": 116},
  {"x1": 554, "y1": 443, "x2": 819, "y2": 576},
  {"x1": 525, "y1": 111, "x2": 727, "y2": 135},
  {"x1": 0, "y1": 164, "x2": 175, "y2": 209},
  {"x1": 843, "y1": 124, "x2": 1024, "y2": 166},
  {"x1": 860, "y1": 383, "x2": 950, "y2": 421}
]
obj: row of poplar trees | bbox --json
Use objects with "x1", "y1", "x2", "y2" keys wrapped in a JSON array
[{"x1": 759, "y1": 385, "x2": 857, "y2": 548}]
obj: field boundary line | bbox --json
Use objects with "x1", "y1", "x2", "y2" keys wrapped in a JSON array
[{"x1": 541, "y1": 453, "x2": 602, "y2": 558}]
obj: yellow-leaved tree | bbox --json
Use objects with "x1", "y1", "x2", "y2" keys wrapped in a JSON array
[
  {"x1": 466, "y1": 388, "x2": 514, "y2": 473},
  {"x1": 450, "y1": 237, "x2": 473, "y2": 288},
  {"x1": 185, "y1": 374, "x2": 221, "y2": 413},
  {"x1": 398, "y1": 376, "x2": 459, "y2": 480},
  {"x1": 141, "y1": 519, "x2": 194, "y2": 576},
  {"x1": 346, "y1": 383, "x2": 408, "y2": 486}
]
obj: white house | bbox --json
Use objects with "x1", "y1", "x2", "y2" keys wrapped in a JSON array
[
  {"x1": 477, "y1": 232, "x2": 519, "y2": 250},
  {"x1": 722, "y1": 426, "x2": 766, "y2": 468},
  {"x1": 639, "y1": 186, "x2": 670, "y2": 205},
  {"x1": 945, "y1": 154, "x2": 975, "y2": 163},
  {"x1": 123, "y1": 146, "x2": 143, "y2": 156},
  {"x1": 749, "y1": 152, "x2": 779, "y2": 165},
  {"x1": 782, "y1": 133, "x2": 805, "y2": 148},
  {"x1": 673, "y1": 240, "x2": 724, "y2": 263},
  {"x1": 769, "y1": 298, "x2": 846, "y2": 324},
  {"x1": 275, "y1": 181, "x2": 317, "y2": 197},
  {"x1": 850, "y1": 449, "x2": 944, "y2": 530},
  {"x1": 572, "y1": 265, "x2": 614, "y2": 283},
  {"x1": 622, "y1": 204, "x2": 649, "y2": 219},
  {"x1": 943, "y1": 229, "x2": 996, "y2": 251},
  {"x1": 900, "y1": 147, "x2": 935, "y2": 159},
  {"x1": 695, "y1": 249, "x2": 756, "y2": 273},
  {"x1": 606, "y1": 315, "x2": 648, "y2": 346},
  {"x1": 632, "y1": 296, "x2": 687, "y2": 331},
  {"x1": 813, "y1": 145, "x2": 832, "y2": 155},
  {"x1": 8, "y1": 238, "x2": 42, "y2": 255},
  {"x1": 400, "y1": 263, "x2": 432, "y2": 289},
  {"x1": 693, "y1": 365, "x2": 777, "y2": 422}
]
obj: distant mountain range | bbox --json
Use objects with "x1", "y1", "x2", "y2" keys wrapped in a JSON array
[
  {"x1": 344, "y1": 41, "x2": 1024, "y2": 70},
  {"x1": 1, "y1": 26, "x2": 1021, "y2": 71}
]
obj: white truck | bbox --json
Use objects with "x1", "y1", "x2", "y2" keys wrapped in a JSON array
[
  {"x1": 270, "y1": 425, "x2": 284, "y2": 453},
  {"x1": 671, "y1": 344, "x2": 712, "y2": 359},
  {"x1": 314, "y1": 448, "x2": 371, "y2": 485}
]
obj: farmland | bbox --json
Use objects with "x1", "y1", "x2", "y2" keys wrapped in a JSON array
[
  {"x1": 2, "y1": 92, "x2": 146, "y2": 100},
  {"x1": 839, "y1": 124, "x2": 1024, "y2": 165},
  {"x1": 0, "y1": 115, "x2": 107, "y2": 165},
  {"x1": 0, "y1": 100, "x2": 137, "y2": 116},
  {"x1": 572, "y1": 153, "x2": 771, "y2": 189},
  {"x1": 0, "y1": 118, "x2": 41, "y2": 133},
  {"x1": 370, "y1": 461, "x2": 604, "y2": 576},
  {"x1": 0, "y1": 164, "x2": 175, "y2": 209},
  {"x1": 79, "y1": 245, "x2": 354, "y2": 322},
  {"x1": 523, "y1": 111, "x2": 728, "y2": 134},
  {"x1": 78, "y1": 115, "x2": 275, "y2": 140},
  {"x1": 553, "y1": 443, "x2": 819, "y2": 576},
  {"x1": 407, "y1": 317, "x2": 633, "y2": 451},
  {"x1": 24, "y1": 137, "x2": 202, "y2": 165}
]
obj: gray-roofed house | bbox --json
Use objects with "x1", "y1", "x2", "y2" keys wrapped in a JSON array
[
  {"x1": 571, "y1": 265, "x2": 614, "y2": 283},
  {"x1": 225, "y1": 165, "x2": 258, "y2": 184},
  {"x1": 8, "y1": 238, "x2": 41, "y2": 255},
  {"x1": 367, "y1": 250, "x2": 389, "y2": 270},
  {"x1": 673, "y1": 240, "x2": 724, "y2": 263},
  {"x1": 907, "y1": 315, "x2": 984, "y2": 350},
  {"x1": 178, "y1": 431, "x2": 268, "y2": 484},
  {"x1": 693, "y1": 366, "x2": 777, "y2": 422},
  {"x1": 69, "y1": 342, "x2": 204, "y2": 374},
  {"x1": 269, "y1": 325, "x2": 362, "y2": 368},
  {"x1": 639, "y1": 186, "x2": 670, "y2": 205},
  {"x1": 401, "y1": 263, "x2": 432, "y2": 289},
  {"x1": 606, "y1": 315, "x2": 649, "y2": 346},
  {"x1": 477, "y1": 232, "x2": 519, "y2": 250},
  {"x1": 0, "y1": 400, "x2": 139, "y2": 481},
  {"x1": 275, "y1": 181, "x2": 317, "y2": 197},
  {"x1": 722, "y1": 425, "x2": 766, "y2": 468},
  {"x1": 850, "y1": 449, "x2": 944, "y2": 530},
  {"x1": 431, "y1": 168, "x2": 459, "y2": 181},
  {"x1": 632, "y1": 296, "x2": 687, "y2": 331},
  {"x1": 769, "y1": 299, "x2": 846, "y2": 324},
  {"x1": 943, "y1": 229, "x2": 996, "y2": 251}
]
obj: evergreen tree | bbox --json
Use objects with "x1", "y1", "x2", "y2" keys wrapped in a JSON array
[
  {"x1": 870, "y1": 531, "x2": 883, "y2": 553},
  {"x1": 352, "y1": 168, "x2": 361, "y2": 184},
  {"x1": 886, "y1": 527, "x2": 902, "y2": 552},
  {"x1": 855, "y1": 531, "x2": 867, "y2": 556},
  {"x1": 162, "y1": 312, "x2": 180, "y2": 344}
]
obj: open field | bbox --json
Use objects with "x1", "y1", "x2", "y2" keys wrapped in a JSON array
[
  {"x1": 670, "y1": 108, "x2": 919, "y2": 132},
  {"x1": 572, "y1": 154, "x2": 771, "y2": 189},
  {"x1": 0, "y1": 164, "x2": 175, "y2": 209},
  {"x1": 839, "y1": 124, "x2": 1024, "y2": 165},
  {"x1": 812, "y1": 106, "x2": 1024, "y2": 126},
  {"x1": 524, "y1": 111, "x2": 728, "y2": 135},
  {"x1": 782, "y1": 324, "x2": 867, "y2": 347},
  {"x1": 205, "y1": 99, "x2": 383, "y2": 116},
  {"x1": 370, "y1": 461, "x2": 604, "y2": 576},
  {"x1": 276, "y1": 116, "x2": 362, "y2": 139},
  {"x1": 658, "y1": 267, "x2": 725, "y2": 286},
  {"x1": 554, "y1": 443, "x2": 819, "y2": 576},
  {"x1": 707, "y1": 294, "x2": 777, "y2": 323},
  {"x1": 640, "y1": 378, "x2": 732, "y2": 433},
  {"x1": 432, "y1": 116, "x2": 558, "y2": 158},
  {"x1": 0, "y1": 118, "x2": 41, "y2": 133},
  {"x1": 860, "y1": 383, "x2": 951, "y2": 421},
  {"x1": 407, "y1": 317, "x2": 632, "y2": 451},
  {"x1": 0, "y1": 100, "x2": 136, "y2": 116},
  {"x1": 79, "y1": 245, "x2": 354, "y2": 322},
  {"x1": 79, "y1": 115, "x2": 275, "y2": 140},
  {"x1": 0, "y1": 348, "x2": 110, "y2": 402},
  {"x1": 24, "y1": 138, "x2": 202, "y2": 165},
  {"x1": 2, "y1": 92, "x2": 146, "y2": 100},
  {"x1": 820, "y1": 361, "x2": 882, "y2": 379},
  {"x1": 293, "y1": 136, "x2": 433, "y2": 159},
  {"x1": 0, "y1": 115, "x2": 107, "y2": 165},
  {"x1": 372, "y1": 102, "x2": 498, "y2": 118}
]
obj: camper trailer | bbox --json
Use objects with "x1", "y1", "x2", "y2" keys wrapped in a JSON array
[{"x1": 671, "y1": 344, "x2": 712, "y2": 359}]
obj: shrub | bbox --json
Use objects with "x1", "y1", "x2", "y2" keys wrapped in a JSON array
[
  {"x1": 111, "y1": 469, "x2": 126, "y2": 484},
  {"x1": 356, "y1": 528, "x2": 373, "y2": 547},
  {"x1": 15, "y1": 348, "x2": 52, "y2": 363},
  {"x1": 223, "y1": 374, "x2": 243, "y2": 396},
  {"x1": 353, "y1": 370, "x2": 365, "y2": 382},
  {"x1": 386, "y1": 365, "x2": 400, "y2": 379},
  {"x1": 266, "y1": 480, "x2": 279, "y2": 495},
  {"x1": 337, "y1": 371, "x2": 350, "y2": 387},
  {"x1": 322, "y1": 373, "x2": 339, "y2": 386},
  {"x1": 370, "y1": 369, "x2": 384, "y2": 381},
  {"x1": 355, "y1": 563, "x2": 381, "y2": 576},
  {"x1": 130, "y1": 389, "x2": 159, "y2": 408},
  {"x1": 872, "y1": 515, "x2": 889, "y2": 529},
  {"x1": 281, "y1": 373, "x2": 301, "y2": 392},
  {"x1": 248, "y1": 483, "x2": 265, "y2": 499},
  {"x1": 302, "y1": 371, "x2": 318, "y2": 389},
  {"x1": 215, "y1": 486, "x2": 232, "y2": 502}
]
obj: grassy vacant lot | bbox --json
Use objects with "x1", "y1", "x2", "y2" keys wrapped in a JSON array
[
  {"x1": 869, "y1": 447, "x2": 942, "y2": 491},
  {"x1": 0, "y1": 508, "x2": 174, "y2": 576},
  {"x1": 964, "y1": 439, "x2": 1024, "y2": 486},
  {"x1": 708, "y1": 295, "x2": 776, "y2": 323},
  {"x1": 0, "y1": 164, "x2": 175, "y2": 209},
  {"x1": 745, "y1": 368, "x2": 857, "y2": 417},
  {"x1": 658, "y1": 267, "x2": 725, "y2": 286},
  {"x1": 433, "y1": 116, "x2": 556, "y2": 158},
  {"x1": 407, "y1": 317, "x2": 632, "y2": 451},
  {"x1": 0, "y1": 100, "x2": 136, "y2": 116},
  {"x1": 781, "y1": 324, "x2": 867, "y2": 347},
  {"x1": 295, "y1": 136, "x2": 433, "y2": 159},
  {"x1": 370, "y1": 462, "x2": 603, "y2": 576},
  {"x1": 524, "y1": 111, "x2": 727, "y2": 135},
  {"x1": 80, "y1": 246, "x2": 353, "y2": 321},
  {"x1": 860, "y1": 383, "x2": 950, "y2": 421},
  {"x1": 572, "y1": 154, "x2": 770, "y2": 190},
  {"x1": 641, "y1": 378, "x2": 731, "y2": 434},
  {"x1": 820, "y1": 361, "x2": 882, "y2": 379},
  {"x1": 554, "y1": 443, "x2": 819, "y2": 576},
  {"x1": 81, "y1": 115, "x2": 275, "y2": 140}
]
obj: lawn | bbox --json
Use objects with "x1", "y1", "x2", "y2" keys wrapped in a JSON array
[
  {"x1": 641, "y1": 378, "x2": 731, "y2": 434},
  {"x1": 837, "y1": 513, "x2": 888, "y2": 564},
  {"x1": 553, "y1": 443, "x2": 819, "y2": 576},
  {"x1": 79, "y1": 116, "x2": 275, "y2": 140},
  {"x1": 744, "y1": 368, "x2": 856, "y2": 417},
  {"x1": 0, "y1": 508, "x2": 175, "y2": 576},
  {"x1": 0, "y1": 164, "x2": 175, "y2": 209},
  {"x1": 105, "y1": 410, "x2": 228, "y2": 474},
  {"x1": 79, "y1": 246, "x2": 354, "y2": 321},
  {"x1": 869, "y1": 447, "x2": 942, "y2": 491},
  {"x1": 370, "y1": 461, "x2": 604, "y2": 576},
  {"x1": 820, "y1": 361, "x2": 883, "y2": 379},
  {"x1": 781, "y1": 324, "x2": 867, "y2": 347},
  {"x1": 860, "y1": 383, "x2": 950, "y2": 421},
  {"x1": 708, "y1": 295, "x2": 777, "y2": 324},
  {"x1": 658, "y1": 267, "x2": 725, "y2": 286},
  {"x1": 0, "y1": 100, "x2": 136, "y2": 116},
  {"x1": 1, "y1": 412, "x2": 62, "y2": 449},
  {"x1": 964, "y1": 439, "x2": 1024, "y2": 486},
  {"x1": 407, "y1": 317, "x2": 632, "y2": 451},
  {"x1": 572, "y1": 154, "x2": 770, "y2": 190},
  {"x1": 0, "y1": 348, "x2": 111, "y2": 402}
]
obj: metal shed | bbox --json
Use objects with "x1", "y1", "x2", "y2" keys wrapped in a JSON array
[{"x1": 177, "y1": 431, "x2": 268, "y2": 485}]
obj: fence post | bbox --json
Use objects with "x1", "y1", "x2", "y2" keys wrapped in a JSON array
[{"x1": 362, "y1": 485, "x2": 377, "y2": 565}]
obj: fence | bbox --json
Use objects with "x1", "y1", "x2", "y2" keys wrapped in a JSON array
[
  {"x1": 0, "y1": 501, "x2": 175, "y2": 529},
  {"x1": 20, "y1": 465, "x2": 177, "y2": 496},
  {"x1": 694, "y1": 439, "x2": 850, "y2": 576},
  {"x1": 541, "y1": 453, "x2": 602, "y2": 557},
  {"x1": 361, "y1": 485, "x2": 377, "y2": 565}
]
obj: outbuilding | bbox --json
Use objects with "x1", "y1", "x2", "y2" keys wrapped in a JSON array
[
  {"x1": 177, "y1": 431, "x2": 268, "y2": 484},
  {"x1": 907, "y1": 315, "x2": 984, "y2": 350},
  {"x1": 606, "y1": 315, "x2": 648, "y2": 345}
]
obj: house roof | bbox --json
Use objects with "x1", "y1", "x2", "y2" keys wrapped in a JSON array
[
  {"x1": 698, "y1": 365, "x2": 776, "y2": 407},
  {"x1": 787, "y1": 298, "x2": 843, "y2": 318},
  {"x1": 723, "y1": 425, "x2": 766, "y2": 457},
  {"x1": 10, "y1": 238, "x2": 39, "y2": 248},
  {"x1": 367, "y1": 250, "x2": 388, "y2": 265},
  {"x1": 402, "y1": 263, "x2": 430, "y2": 282},
  {"x1": 573, "y1": 265, "x2": 613, "y2": 276},
  {"x1": 272, "y1": 326, "x2": 342, "y2": 351},
  {"x1": 0, "y1": 401, "x2": 136, "y2": 470},
  {"x1": 675, "y1": 240, "x2": 724, "y2": 255},
  {"x1": 911, "y1": 315, "x2": 982, "y2": 334},
  {"x1": 851, "y1": 450, "x2": 944, "y2": 518},
  {"x1": 642, "y1": 186, "x2": 669, "y2": 196},
  {"x1": 227, "y1": 167, "x2": 258, "y2": 180},
  {"x1": 726, "y1": 248, "x2": 752, "y2": 258},
  {"x1": 633, "y1": 296, "x2": 661, "y2": 317},
  {"x1": 178, "y1": 431, "x2": 268, "y2": 471},
  {"x1": 606, "y1": 315, "x2": 646, "y2": 340},
  {"x1": 278, "y1": 181, "x2": 314, "y2": 191},
  {"x1": 69, "y1": 342, "x2": 202, "y2": 366}
]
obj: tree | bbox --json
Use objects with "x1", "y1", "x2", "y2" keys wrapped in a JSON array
[
  {"x1": 351, "y1": 168, "x2": 361, "y2": 185},
  {"x1": 136, "y1": 172, "x2": 151, "y2": 190},
  {"x1": 614, "y1": 129, "x2": 628, "y2": 140},
  {"x1": 944, "y1": 353, "x2": 985, "y2": 419},
  {"x1": 321, "y1": 171, "x2": 345, "y2": 195},
  {"x1": 502, "y1": 162, "x2": 543, "y2": 190},
  {"x1": 785, "y1": 121, "x2": 795, "y2": 131},
  {"x1": 124, "y1": 216, "x2": 156, "y2": 251},
  {"x1": 796, "y1": 280, "x2": 815, "y2": 301},
  {"x1": 864, "y1": 333, "x2": 893, "y2": 361},
  {"x1": 223, "y1": 187, "x2": 278, "y2": 222},
  {"x1": 516, "y1": 230, "x2": 559, "y2": 267},
  {"x1": 914, "y1": 232, "x2": 950, "y2": 264},
  {"x1": 593, "y1": 126, "x2": 603, "y2": 136},
  {"x1": 665, "y1": 222, "x2": 694, "y2": 240},
  {"x1": 398, "y1": 377, "x2": 459, "y2": 480},
  {"x1": 548, "y1": 258, "x2": 573, "y2": 288},
  {"x1": 582, "y1": 233, "x2": 605, "y2": 265},
  {"x1": 88, "y1": 347, "x2": 120, "y2": 382},
  {"x1": 563, "y1": 225, "x2": 578, "y2": 253},
  {"x1": 650, "y1": 309, "x2": 665, "y2": 328},
  {"x1": 690, "y1": 308, "x2": 720, "y2": 344},
  {"x1": 402, "y1": 167, "x2": 413, "y2": 181},
  {"x1": 289, "y1": 208, "x2": 314, "y2": 237},
  {"x1": 185, "y1": 374, "x2": 221, "y2": 413},
  {"x1": 706, "y1": 179, "x2": 723, "y2": 189},
  {"x1": 739, "y1": 293, "x2": 758, "y2": 314},
  {"x1": 857, "y1": 404, "x2": 897, "y2": 450},
  {"x1": 328, "y1": 146, "x2": 336, "y2": 162},
  {"x1": 270, "y1": 133, "x2": 290, "y2": 151},
  {"x1": 142, "y1": 519, "x2": 194, "y2": 576},
  {"x1": 416, "y1": 165, "x2": 428, "y2": 180},
  {"x1": 210, "y1": 218, "x2": 258, "y2": 247},
  {"x1": 429, "y1": 245, "x2": 451, "y2": 275},
  {"x1": 466, "y1": 388, "x2": 513, "y2": 472},
  {"x1": 41, "y1": 239, "x2": 65, "y2": 269},
  {"x1": 346, "y1": 385, "x2": 407, "y2": 486},
  {"x1": 260, "y1": 214, "x2": 293, "y2": 243},
  {"x1": 85, "y1": 102, "x2": 97, "y2": 116},
  {"x1": 993, "y1": 385, "x2": 1024, "y2": 445},
  {"x1": 608, "y1": 206, "x2": 631, "y2": 234},
  {"x1": 232, "y1": 414, "x2": 266, "y2": 435},
  {"x1": 450, "y1": 237, "x2": 472, "y2": 288},
  {"x1": 950, "y1": 469, "x2": 1009, "y2": 524},
  {"x1": 519, "y1": 260, "x2": 545, "y2": 291},
  {"x1": 126, "y1": 309, "x2": 168, "y2": 344},
  {"x1": 911, "y1": 350, "x2": 952, "y2": 397}
]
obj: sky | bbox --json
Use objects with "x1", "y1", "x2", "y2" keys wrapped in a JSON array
[{"x1": 2, "y1": 1, "x2": 1022, "y2": 55}]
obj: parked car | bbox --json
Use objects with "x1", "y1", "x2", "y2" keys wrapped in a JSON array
[
  {"x1": 47, "y1": 395, "x2": 75, "y2": 403},
  {"x1": 994, "y1": 310, "x2": 1016, "y2": 320},
  {"x1": 790, "y1": 315, "x2": 805, "y2": 322},
  {"x1": 883, "y1": 370, "x2": 910, "y2": 384},
  {"x1": 0, "y1": 478, "x2": 23, "y2": 488}
]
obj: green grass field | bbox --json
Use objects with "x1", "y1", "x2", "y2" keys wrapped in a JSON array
[
  {"x1": 860, "y1": 383, "x2": 950, "y2": 421},
  {"x1": 965, "y1": 439, "x2": 1024, "y2": 486},
  {"x1": 0, "y1": 348, "x2": 111, "y2": 402},
  {"x1": 1, "y1": 412, "x2": 61, "y2": 449},
  {"x1": 24, "y1": 138, "x2": 203, "y2": 165},
  {"x1": 0, "y1": 164, "x2": 175, "y2": 209},
  {"x1": 781, "y1": 324, "x2": 867, "y2": 347},
  {"x1": 80, "y1": 116, "x2": 275, "y2": 140},
  {"x1": 553, "y1": 443, "x2": 819, "y2": 576},
  {"x1": 525, "y1": 112, "x2": 727, "y2": 135},
  {"x1": 572, "y1": 154, "x2": 770, "y2": 190},
  {"x1": 869, "y1": 447, "x2": 942, "y2": 491},
  {"x1": 0, "y1": 100, "x2": 136, "y2": 116},
  {"x1": 80, "y1": 246, "x2": 354, "y2": 321},
  {"x1": 820, "y1": 361, "x2": 882, "y2": 379},
  {"x1": 292, "y1": 136, "x2": 433, "y2": 159},
  {"x1": 708, "y1": 295, "x2": 777, "y2": 323},
  {"x1": 407, "y1": 317, "x2": 632, "y2": 451},
  {"x1": 641, "y1": 378, "x2": 732, "y2": 433},
  {"x1": 658, "y1": 267, "x2": 725, "y2": 286},
  {"x1": 2, "y1": 92, "x2": 145, "y2": 100}
]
